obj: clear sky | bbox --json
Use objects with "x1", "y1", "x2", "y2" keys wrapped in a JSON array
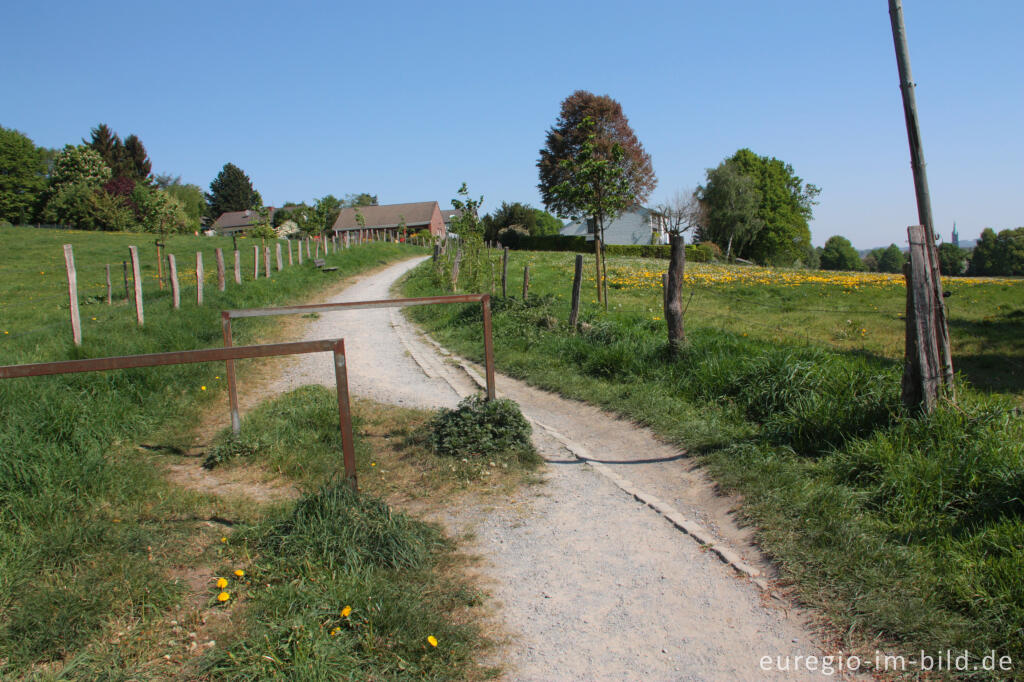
[{"x1": 2, "y1": 1, "x2": 1021, "y2": 249}]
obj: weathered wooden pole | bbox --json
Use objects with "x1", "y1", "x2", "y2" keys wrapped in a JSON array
[
  {"x1": 276, "y1": 243, "x2": 283, "y2": 271},
  {"x1": 889, "y1": 0, "x2": 954, "y2": 402},
  {"x1": 196, "y1": 252, "x2": 204, "y2": 305},
  {"x1": 522, "y1": 265, "x2": 530, "y2": 300},
  {"x1": 501, "y1": 247, "x2": 509, "y2": 297},
  {"x1": 63, "y1": 245, "x2": 81, "y2": 346},
  {"x1": 264, "y1": 246, "x2": 271, "y2": 278},
  {"x1": 569, "y1": 253, "x2": 584, "y2": 329},
  {"x1": 168, "y1": 254, "x2": 180, "y2": 308},
  {"x1": 665, "y1": 234, "x2": 686, "y2": 352},
  {"x1": 253, "y1": 245, "x2": 260, "y2": 280},
  {"x1": 105, "y1": 264, "x2": 112, "y2": 305},
  {"x1": 288, "y1": 240, "x2": 294, "y2": 265},
  {"x1": 128, "y1": 246, "x2": 144, "y2": 326},
  {"x1": 215, "y1": 248, "x2": 226, "y2": 291},
  {"x1": 233, "y1": 250, "x2": 241, "y2": 284}
]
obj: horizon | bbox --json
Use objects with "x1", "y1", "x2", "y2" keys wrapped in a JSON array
[{"x1": 2, "y1": 0, "x2": 1020, "y2": 250}]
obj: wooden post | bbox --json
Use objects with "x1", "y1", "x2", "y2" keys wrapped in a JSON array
[
  {"x1": 450, "y1": 247, "x2": 463, "y2": 292},
  {"x1": 264, "y1": 246, "x2": 271, "y2": 278},
  {"x1": 253, "y1": 245, "x2": 259, "y2": 279},
  {"x1": 433, "y1": 244, "x2": 440, "y2": 262},
  {"x1": 890, "y1": 0, "x2": 954, "y2": 390},
  {"x1": 215, "y1": 248, "x2": 226, "y2": 291},
  {"x1": 156, "y1": 242, "x2": 164, "y2": 290},
  {"x1": 569, "y1": 253, "x2": 584, "y2": 329},
  {"x1": 523, "y1": 265, "x2": 530, "y2": 300},
  {"x1": 105, "y1": 264, "x2": 112, "y2": 305},
  {"x1": 128, "y1": 245, "x2": 144, "y2": 326},
  {"x1": 902, "y1": 225, "x2": 943, "y2": 412},
  {"x1": 122, "y1": 261, "x2": 129, "y2": 301},
  {"x1": 288, "y1": 240, "x2": 294, "y2": 265},
  {"x1": 233, "y1": 250, "x2": 241, "y2": 284},
  {"x1": 315, "y1": 239, "x2": 321, "y2": 259},
  {"x1": 276, "y1": 243, "x2": 283, "y2": 271},
  {"x1": 63, "y1": 245, "x2": 82, "y2": 346},
  {"x1": 168, "y1": 254, "x2": 180, "y2": 308},
  {"x1": 665, "y1": 234, "x2": 686, "y2": 352},
  {"x1": 501, "y1": 247, "x2": 509, "y2": 297},
  {"x1": 306, "y1": 239, "x2": 311, "y2": 258},
  {"x1": 196, "y1": 252, "x2": 204, "y2": 305},
  {"x1": 298, "y1": 239, "x2": 304, "y2": 264}
]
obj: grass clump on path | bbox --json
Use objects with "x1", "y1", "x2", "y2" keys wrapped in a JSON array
[
  {"x1": 399, "y1": 251, "x2": 1024, "y2": 670},
  {"x1": 430, "y1": 395, "x2": 539, "y2": 468}
]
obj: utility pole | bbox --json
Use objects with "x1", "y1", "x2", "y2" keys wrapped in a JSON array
[{"x1": 889, "y1": 0, "x2": 954, "y2": 409}]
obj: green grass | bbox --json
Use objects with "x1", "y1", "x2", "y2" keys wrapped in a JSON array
[
  {"x1": 0, "y1": 225, "x2": 425, "y2": 676},
  {"x1": 401, "y1": 250, "x2": 1024, "y2": 673}
]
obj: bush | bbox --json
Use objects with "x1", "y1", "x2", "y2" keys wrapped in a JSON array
[{"x1": 429, "y1": 395, "x2": 535, "y2": 462}]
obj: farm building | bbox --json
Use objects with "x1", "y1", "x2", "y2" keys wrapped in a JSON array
[
  {"x1": 211, "y1": 208, "x2": 278, "y2": 236},
  {"x1": 560, "y1": 206, "x2": 668, "y2": 245},
  {"x1": 331, "y1": 201, "x2": 446, "y2": 241}
]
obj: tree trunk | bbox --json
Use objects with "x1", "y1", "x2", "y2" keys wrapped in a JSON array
[
  {"x1": 594, "y1": 235, "x2": 603, "y2": 304},
  {"x1": 666, "y1": 234, "x2": 686, "y2": 353}
]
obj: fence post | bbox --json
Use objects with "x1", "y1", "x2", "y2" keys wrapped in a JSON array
[
  {"x1": 902, "y1": 225, "x2": 943, "y2": 413},
  {"x1": 276, "y1": 243, "x2": 283, "y2": 271},
  {"x1": 450, "y1": 247, "x2": 462, "y2": 292},
  {"x1": 481, "y1": 295, "x2": 496, "y2": 401},
  {"x1": 122, "y1": 261, "x2": 129, "y2": 301},
  {"x1": 128, "y1": 245, "x2": 144, "y2": 326},
  {"x1": 253, "y1": 246, "x2": 259, "y2": 280},
  {"x1": 315, "y1": 239, "x2": 320, "y2": 259},
  {"x1": 298, "y1": 239, "x2": 304, "y2": 264},
  {"x1": 196, "y1": 252, "x2": 204, "y2": 305},
  {"x1": 215, "y1": 248, "x2": 226, "y2": 291},
  {"x1": 105, "y1": 264, "x2": 112, "y2": 305},
  {"x1": 233, "y1": 250, "x2": 241, "y2": 284},
  {"x1": 63, "y1": 245, "x2": 82, "y2": 346},
  {"x1": 569, "y1": 253, "x2": 584, "y2": 329},
  {"x1": 222, "y1": 312, "x2": 240, "y2": 434},
  {"x1": 432, "y1": 244, "x2": 440, "y2": 262},
  {"x1": 501, "y1": 247, "x2": 509, "y2": 297},
  {"x1": 168, "y1": 254, "x2": 180, "y2": 308},
  {"x1": 288, "y1": 240, "x2": 294, "y2": 265},
  {"x1": 306, "y1": 238, "x2": 311, "y2": 259},
  {"x1": 264, "y1": 246, "x2": 271, "y2": 278},
  {"x1": 523, "y1": 265, "x2": 530, "y2": 300},
  {"x1": 332, "y1": 339, "x2": 358, "y2": 490}
]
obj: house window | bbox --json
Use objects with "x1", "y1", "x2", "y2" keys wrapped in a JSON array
[{"x1": 586, "y1": 217, "x2": 596, "y2": 234}]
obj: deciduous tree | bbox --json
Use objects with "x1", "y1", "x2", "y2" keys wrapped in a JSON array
[
  {"x1": 0, "y1": 126, "x2": 49, "y2": 224},
  {"x1": 819, "y1": 235, "x2": 863, "y2": 271},
  {"x1": 656, "y1": 190, "x2": 703, "y2": 353}
]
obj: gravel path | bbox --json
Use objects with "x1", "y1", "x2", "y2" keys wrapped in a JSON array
[{"x1": 272, "y1": 256, "x2": 839, "y2": 680}]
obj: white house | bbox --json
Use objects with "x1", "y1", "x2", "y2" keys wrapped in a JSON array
[{"x1": 560, "y1": 206, "x2": 668, "y2": 245}]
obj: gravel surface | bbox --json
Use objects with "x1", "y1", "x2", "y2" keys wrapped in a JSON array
[{"x1": 272, "y1": 256, "x2": 840, "y2": 680}]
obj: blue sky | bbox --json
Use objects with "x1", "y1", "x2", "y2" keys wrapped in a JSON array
[{"x1": 2, "y1": 1, "x2": 1021, "y2": 248}]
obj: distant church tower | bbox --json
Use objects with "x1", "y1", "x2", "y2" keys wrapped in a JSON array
[{"x1": 952, "y1": 222, "x2": 959, "y2": 247}]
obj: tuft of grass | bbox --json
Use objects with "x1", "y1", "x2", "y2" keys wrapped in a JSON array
[
  {"x1": 429, "y1": 395, "x2": 539, "y2": 467},
  {"x1": 399, "y1": 250, "x2": 1024, "y2": 669}
]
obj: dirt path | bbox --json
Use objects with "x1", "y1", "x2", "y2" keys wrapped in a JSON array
[{"x1": 257, "y1": 257, "x2": 838, "y2": 680}]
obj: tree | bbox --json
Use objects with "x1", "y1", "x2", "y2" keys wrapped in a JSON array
[
  {"x1": 697, "y1": 149, "x2": 819, "y2": 265},
  {"x1": 532, "y1": 208, "x2": 563, "y2": 236},
  {"x1": 937, "y1": 242, "x2": 966, "y2": 276},
  {"x1": 695, "y1": 161, "x2": 762, "y2": 259},
  {"x1": 164, "y1": 182, "x2": 206, "y2": 232},
  {"x1": 656, "y1": 189, "x2": 703, "y2": 353},
  {"x1": 206, "y1": 163, "x2": 261, "y2": 219},
  {"x1": 344, "y1": 193, "x2": 378, "y2": 207},
  {"x1": 877, "y1": 244, "x2": 906, "y2": 273},
  {"x1": 819, "y1": 236, "x2": 863, "y2": 271},
  {"x1": 123, "y1": 134, "x2": 152, "y2": 184},
  {"x1": 862, "y1": 247, "x2": 885, "y2": 272},
  {"x1": 538, "y1": 91, "x2": 656, "y2": 306},
  {"x1": 49, "y1": 145, "x2": 111, "y2": 189},
  {"x1": 308, "y1": 195, "x2": 342, "y2": 235},
  {"x1": 483, "y1": 202, "x2": 563, "y2": 241},
  {"x1": 446, "y1": 184, "x2": 486, "y2": 292},
  {"x1": 0, "y1": 126, "x2": 49, "y2": 224},
  {"x1": 969, "y1": 227, "x2": 1024, "y2": 276}
]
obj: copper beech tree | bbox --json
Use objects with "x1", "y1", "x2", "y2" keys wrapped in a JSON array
[{"x1": 538, "y1": 91, "x2": 656, "y2": 306}]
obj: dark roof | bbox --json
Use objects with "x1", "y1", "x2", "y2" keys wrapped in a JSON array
[
  {"x1": 212, "y1": 208, "x2": 277, "y2": 232},
  {"x1": 333, "y1": 202, "x2": 437, "y2": 231},
  {"x1": 440, "y1": 209, "x2": 461, "y2": 223}
]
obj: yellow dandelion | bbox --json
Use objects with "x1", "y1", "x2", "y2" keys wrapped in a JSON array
[
  {"x1": 201, "y1": 385, "x2": 206, "y2": 391},
  {"x1": 217, "y1": 591, "x2": 230, "y2": 602},
  {"x1": 216, "y1": 577, "x2": 228, "y2": 589},
  {"x1": 220, "y1": 536, "x2": 227, "y2": 543},
  {"x1": 427, "y1": 635, "x2": 438, "y2": 647},
  {"x1": 234, "y1": 569, "x2": 245, "y2": 577},
  {"x1": 341, "y1": 605, "x2": 352, "y2": 618},
  {"x1": 330, "y1": 627, "x2": 341, "y2": 636}
]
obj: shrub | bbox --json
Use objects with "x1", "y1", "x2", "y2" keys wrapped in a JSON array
[{"x1": 429, "y1": 395, "x2": 536, "y2": 462}]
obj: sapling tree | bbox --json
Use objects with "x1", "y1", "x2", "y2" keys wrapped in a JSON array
[{"x1": 655, "y1": 190, "x2": 703, "y2": 353}]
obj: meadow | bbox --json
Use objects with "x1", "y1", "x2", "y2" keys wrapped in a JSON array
[
  {"x1": 402, "y1": 249, "x2": 1024, "y2": 673},
  {"x1": 0, "y1": 227, "x2": 510, "y2": 678}
]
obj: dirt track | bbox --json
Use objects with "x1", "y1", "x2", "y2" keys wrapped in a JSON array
[{"x1": 267, "y1": 256, "x2": 836, "y2": 680}]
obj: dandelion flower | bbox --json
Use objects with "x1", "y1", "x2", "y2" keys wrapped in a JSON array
[
  {"x1": 330, "y1": 627, "x2": 341, "y2": 636},
  {"x1": 234, "y1": 569, "x2": 245, "y2": 577},
  {"x1": 220, "y1": 536, "x2": 227, "y2": 543},
  {"x1": 427, "y1": 635, "x2": 438, "y2": 647},
  {"x1": 216, "y1": 577, "x2": 228, "y2": 589},
  {"x1": 201, "y1": 386, "x2": 206, "y2": 391},
  {"x1": 217, "y1": 591, "x2": 230, "y2": 602},
  {"x1": 341, "y1": 605, "x2": 352, "y2": 618}
]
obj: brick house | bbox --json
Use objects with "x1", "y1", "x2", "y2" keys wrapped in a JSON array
[{"x1": 331, "y1": 201, "x2": 445, "y2": 241}]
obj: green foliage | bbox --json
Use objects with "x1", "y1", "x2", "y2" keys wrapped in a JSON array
[
  {"x1": 164, "y1": 182, "x2": 206, "y2": 232},
  {"x1": 205, "y1": 162, "x2": 262, "y2": 220},
  {"x1": 0, "y1": 126, "x2": 49, "y2": 224},
  {"x1": 344, "y1": 192, "x2": 378, "y2": 207},
  {"x1": 49, "y1": 145, "x2": 111, "y2": 189},
  {"x1": 133, "y1": 185, "x2": 189, "y2": 234},
  {"x1": 308, "y1": 194, "x2": 341, "y2": 235},
  {"x1": 429, "y1": 395, "x2": 536, "y2": 464},
  {"x1": 819, "y1": 235, "x2": 863, "y2": 271},
  {"x1": 85, "y1": 124, "x2": 152, "y2": 183},
  {"x1": 970, "y1": 227, "x2": 1024, "y2": 276},
  {"x1": 443, "y1": 183, "x2": 487, "y2": 292},
  {"x1": 482, "y1": 201, "x2": 564, "y2": 241},
  {"x1": 698, "y1": 148, "x2": 819, "y2": 265},
  {"x1": 937, "y1": 242, "x2": 967, "y2": 275},
  {"x1": 40, "y1": 182, "x2": 104, "y2": 229},
  {"x1": 877, "y1": 243, "x2": 906, "y2": 273}
]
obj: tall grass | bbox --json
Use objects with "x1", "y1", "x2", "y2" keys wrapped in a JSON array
[
  {"x1": 401, "y1": 253, "x2": 1024, "y2": 670},
  {"x1": 0, "y1": 227, "x2": 422, "y2": 673}
]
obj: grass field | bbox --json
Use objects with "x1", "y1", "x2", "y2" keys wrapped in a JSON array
[
  {"x1": 1, "y1": 226, "x2": 506, "y2": 678},
  {"x1": 402, "y1": 249, "x2": 1024, "y2": 674}
]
